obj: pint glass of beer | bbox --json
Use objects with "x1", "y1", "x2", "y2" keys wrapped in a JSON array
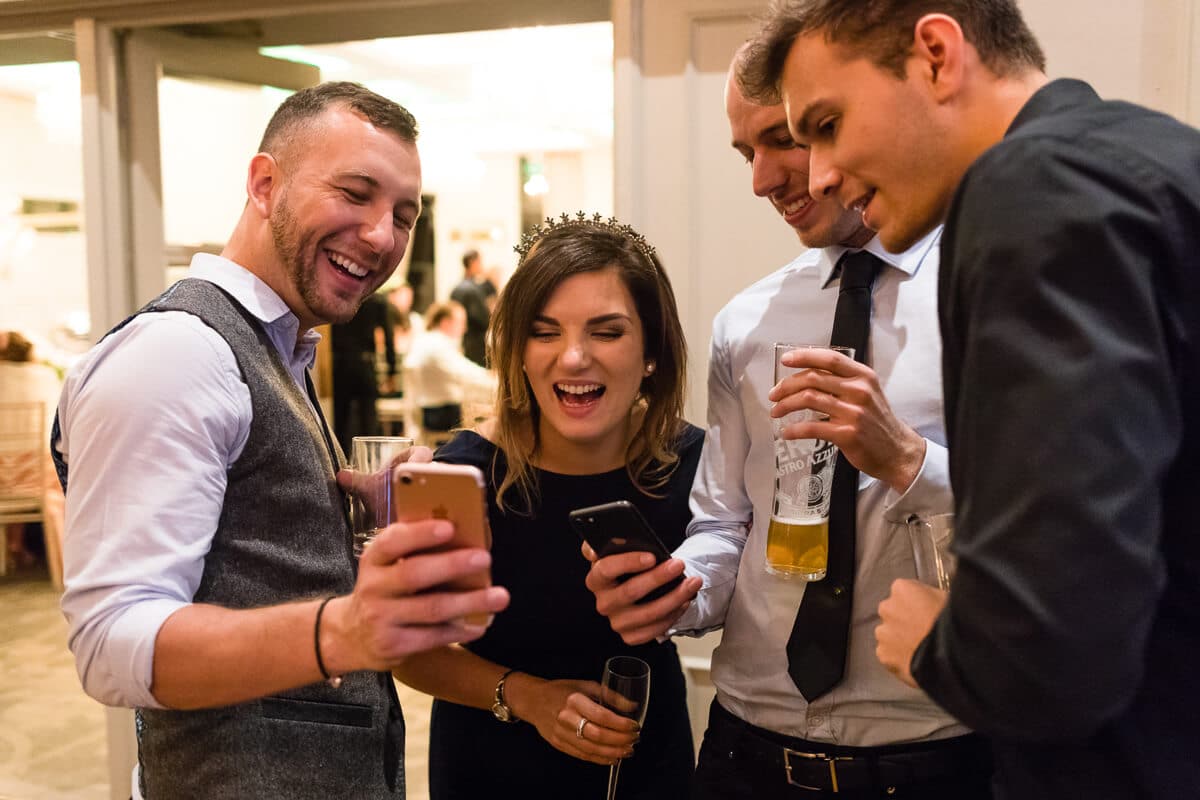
[{"x1": 766, "y1": 344, "x2": 853, "y2": 580}]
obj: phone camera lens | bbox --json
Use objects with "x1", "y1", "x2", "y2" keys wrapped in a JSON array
[{"x1": 400, "y1": 474, "x2": 413, "y2": 485}]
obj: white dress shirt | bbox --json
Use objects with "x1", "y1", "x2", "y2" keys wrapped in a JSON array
[
  {"x1": 57, "y1": 254, "x2": 321, "y2": 709},
  {"x1": 404, "y1": 328, "x2": 495, "y2": 408},
  {"x1": 674, "y1": 229, "x2": 970, "y2": 746}
]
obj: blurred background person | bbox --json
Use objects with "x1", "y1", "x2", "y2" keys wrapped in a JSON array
[
  {"x1": 404, "y1": 300, "x2": 493, "y2": 437},
  {"x1": 384, "y1": 283, "x2": 425, "y2": 362},
  {"x1": 0, "y1": 330, "x2": 63, "y2": 574},
  {"x1": 478, "y1": 264, "x2": 502, "y2": 314},
  {"x1": 0, "y1": 331, "x2": 61, "y2": 430},
  {"x1": 450, "y1": 248, "x2": 491, "y2": 367},
  {"x1": 330, "y1": 291, "x2": 396, "y2": 452}
]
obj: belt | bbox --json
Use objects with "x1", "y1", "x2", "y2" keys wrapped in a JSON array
[{"x1": 706, "y1": 701, "x2": 992, "y2": 793}]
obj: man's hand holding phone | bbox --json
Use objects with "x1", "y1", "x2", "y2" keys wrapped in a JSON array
[
  {"x1": 583, "y1": 544, "x2": 702, "y2": 646},
  {"x1": 329, "y1": 457, "x2": 509, "y2": 674},
  {"x1": 318, "y1": 519, "x2": 510, "y2": 675}
]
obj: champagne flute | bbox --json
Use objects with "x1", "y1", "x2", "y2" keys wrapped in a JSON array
[{"x1": 600, "y1": 656, "x2": 650, "y2": 800}]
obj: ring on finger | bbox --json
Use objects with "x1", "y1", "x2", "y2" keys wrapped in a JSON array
[{"x1": 576, "y1": 717, "x2": 589, "y2": 740}]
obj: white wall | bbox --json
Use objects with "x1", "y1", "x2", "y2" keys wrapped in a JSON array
[
  {"x1": 411, "y1": 144, "x2": 613, "y2": 303},
  {"x1": 0, "y1": 88, "x2": 88, "y2": 356},
  {"x1": 1020, "y1": 0, "x2": 1199, "y2": 125},
  {"x1": 424, "y1": 148, "x2": 521, "y2": 301},
  {"x1": 158, "y1": 77, "x2": 284, "y2": 248}
]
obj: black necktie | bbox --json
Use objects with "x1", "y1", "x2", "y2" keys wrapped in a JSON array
[{"x1": 786, "y1": 250, "x2": 882, "y2": 701}]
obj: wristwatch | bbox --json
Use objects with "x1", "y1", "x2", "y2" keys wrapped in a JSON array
[{"x1": 491, "y1": 669, "x2": 518, "y2": 723}]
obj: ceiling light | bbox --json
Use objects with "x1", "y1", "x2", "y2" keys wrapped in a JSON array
[{"x1": 523, "y1": 174, "x2": 549, "y2": 197}]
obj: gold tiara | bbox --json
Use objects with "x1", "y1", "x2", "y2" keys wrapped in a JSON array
[{"x1": 513, "y1": 211, "x2": 657, "y2": 264}]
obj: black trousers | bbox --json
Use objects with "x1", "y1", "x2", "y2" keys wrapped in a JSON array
[
  {"x1": 332, "y1": 355, "x2": 381, "y2": 453},
  {"x1": 693, "y1": 701, "x2": 994, "y2": 800}
]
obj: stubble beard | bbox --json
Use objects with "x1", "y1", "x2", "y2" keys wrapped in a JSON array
[{"x1": 270, "y1": 192, "x2": 361, "y2": 326}]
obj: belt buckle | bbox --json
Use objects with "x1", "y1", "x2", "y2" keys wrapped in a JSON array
[{"x1": 783, "y1": 748, "x2": 852, "y2": 793}]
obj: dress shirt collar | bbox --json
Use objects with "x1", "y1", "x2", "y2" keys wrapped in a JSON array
[
  {"x1": 816, "y1": 226, "x2": 943, "y2": 289},
  {"x1": 187, "y1": 253, "x2": 321, "y2": 370}
]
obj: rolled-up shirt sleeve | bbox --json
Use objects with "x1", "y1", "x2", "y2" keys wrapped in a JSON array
[{"x1": 57, "y1": 312, "x2": 250, "y2": 708}]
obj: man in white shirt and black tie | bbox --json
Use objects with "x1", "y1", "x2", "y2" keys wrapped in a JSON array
[{"x1": 585, "y1": 49, "x2": 991, "y2": 799}]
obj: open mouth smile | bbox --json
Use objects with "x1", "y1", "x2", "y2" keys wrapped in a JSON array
[
  {"x1": 553, "y1": 382, "x2": 606, "y2": 407},
  {"x1": 326, "y1": 249, "x2": 369, "y2": 279},
  {"x1": 777, "y1": 194, "x2": 814, "y2": 225},
  {"x1": 781, "y1": 196, "x2": 812, "y2": 216}
]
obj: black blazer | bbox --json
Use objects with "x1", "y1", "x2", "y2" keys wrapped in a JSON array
[{"x1": 915, "y1": 79, "x2": 1200, "y2": 799}]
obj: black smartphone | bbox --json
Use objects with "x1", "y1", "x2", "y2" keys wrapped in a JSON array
[{"x1": 568, "y1": 500, "x2": 685, "y2": 604}]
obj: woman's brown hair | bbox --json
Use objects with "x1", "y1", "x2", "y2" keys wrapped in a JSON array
[{"x1": 486, "y1": 220, "x2": 687, "y2": 514}]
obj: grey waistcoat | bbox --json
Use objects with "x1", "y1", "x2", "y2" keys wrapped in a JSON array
[{"x1": 101, "y1": 280, "x2": 403, "y2": 798}]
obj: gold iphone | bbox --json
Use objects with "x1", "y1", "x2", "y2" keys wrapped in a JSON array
[{"x1": 391, "y1": 462, "x2": 492, "y2": 621}]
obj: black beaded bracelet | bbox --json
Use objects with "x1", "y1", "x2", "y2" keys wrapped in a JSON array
[{"x1": 314, "y1": 595, "x2": 343, "y2": 688}]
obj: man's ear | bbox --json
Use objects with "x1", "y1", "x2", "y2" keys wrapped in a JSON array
[
  {"x1": 911, "y1": 13, "x2": 967, "y2": 103},
  {"x1": 246, "y1": 152, "x2": 280, "y2": 219}
]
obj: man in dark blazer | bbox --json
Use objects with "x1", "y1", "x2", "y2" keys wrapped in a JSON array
[{"x1": 740, "y1": 1, "x2": 1200, "y2": 798}]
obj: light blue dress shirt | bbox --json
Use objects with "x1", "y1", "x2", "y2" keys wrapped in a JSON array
[{"x1": 673, "y1": 229, "x2": 971, "y2": 746}]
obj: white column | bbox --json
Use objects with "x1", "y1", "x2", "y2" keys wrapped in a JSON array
[{"x1": 76, "y1": 17, "x2": 136, "y2": 339}]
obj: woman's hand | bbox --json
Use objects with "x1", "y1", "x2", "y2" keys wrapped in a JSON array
[{"x1": 506, "y1": 674, "x2": 639, "y2": 765}]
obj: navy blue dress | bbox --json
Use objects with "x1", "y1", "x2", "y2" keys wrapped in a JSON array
[{"x1": 428, "y1": 424, "x2": 704, "y2": 799}]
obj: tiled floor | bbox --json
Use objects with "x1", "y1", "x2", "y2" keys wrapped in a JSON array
[
  {"x1": 0, "y1": 572, "x2": 433, "y2": 800},
  {"x1": 0, "y1": 571, "x2": 108, "y2": 800}
]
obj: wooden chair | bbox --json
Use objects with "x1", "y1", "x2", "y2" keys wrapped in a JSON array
[
  {"x1": 0, "y1": 401, "x2": 63, "y2": 587},
  {"x1": 460, "y1": 380, "x2": 496, "y2": 429}
]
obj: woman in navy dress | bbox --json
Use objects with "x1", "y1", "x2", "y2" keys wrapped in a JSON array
[{"x1": 394, "y1": 217, "x2": 700, "y2": 799}]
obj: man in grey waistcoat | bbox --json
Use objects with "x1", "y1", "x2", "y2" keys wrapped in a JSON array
[{"x1": 53, "y1": 82, "x2": 511, "y2": 799}]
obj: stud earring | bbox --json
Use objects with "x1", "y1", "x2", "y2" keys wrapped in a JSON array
[{"x1": 644, "y1": 362, "x2": 656, "y2": 376}]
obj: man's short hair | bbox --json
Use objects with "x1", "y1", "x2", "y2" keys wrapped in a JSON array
[
  {"x1": 426, "y1": 301, "x2": 463, "y2": 329},
  {"x1": 462, "y1": 250, "x2": 480, "y2": 271},
  {"x1": 739, "y1": 0, "x2": 1046, "y2": 103},
  {"x1": 257, "y1": 81, "x2": 418, "y2": 159}
]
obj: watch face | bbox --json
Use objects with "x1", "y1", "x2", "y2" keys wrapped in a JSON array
[{"x1": 491, "y1": 703, "x2": 512, "y2": 722}]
